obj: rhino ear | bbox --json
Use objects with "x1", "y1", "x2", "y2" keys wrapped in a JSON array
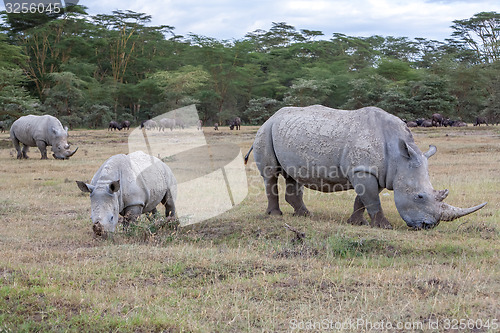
[
  {"x1": 109, "y1": 180, "x2": 120, "y2": 193},
  {"x1": 399, "y1": 139, "x2": 418, "y2": 160},
  {"x1": 76, "y1": 181, "x2": 94, "y2": 193}
]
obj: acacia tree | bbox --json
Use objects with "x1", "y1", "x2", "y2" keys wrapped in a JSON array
[
  {"x1": 451, "y1": 11, "x2": 500, "y2": 63},
  {"x1": 149, "y1": 65, "x2": 210, "y2": 107}
]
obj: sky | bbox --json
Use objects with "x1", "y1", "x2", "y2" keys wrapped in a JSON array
[
  {"x1": 3, "y1": 0, "x2": 500, "y2": 41},
  {"x1": 79, "y1": 0, "x2": 500, "y2": 41}
]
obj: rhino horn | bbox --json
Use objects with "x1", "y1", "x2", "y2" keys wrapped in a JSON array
[
  {"x1": 436, "y1": 189, "x2": 449, "y2": 202},
  {"x1": 67, "y1": 147, "x2": 78, "y2": 157},
  {"x1": 440, "y1": 202, "x2": 487, "y2": 221}
]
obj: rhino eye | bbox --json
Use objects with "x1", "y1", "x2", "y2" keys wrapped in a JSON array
[{"x1": 415, "y1": 193, "x2": 426, "y2": 201}]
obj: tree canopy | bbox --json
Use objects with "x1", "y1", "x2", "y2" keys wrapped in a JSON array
[{"x1": 1, "y1": 7, "x2": 500, "y2": 126}]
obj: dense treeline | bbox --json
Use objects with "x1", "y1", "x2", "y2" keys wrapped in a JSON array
[{"x1": 1, "y1": 7, "x2": 500, "y2": 128}]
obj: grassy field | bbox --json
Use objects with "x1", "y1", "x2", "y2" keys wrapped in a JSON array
[{"x1": 0, "y1": 125, "x2": 499, "y2": 332}]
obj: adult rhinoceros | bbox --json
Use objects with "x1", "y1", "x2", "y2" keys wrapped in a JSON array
[
  {"x1": 76, "y1": 151, "x2": 177, "y2": 236},
  {"x1": 244, "y1": 105, "x2": 486, "y2": 230},
  {"x1": 10, "y1": 115, "x2": 78, "y2": 159}
]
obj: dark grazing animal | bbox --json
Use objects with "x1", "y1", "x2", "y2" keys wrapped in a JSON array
[
  {"x1": 452, "y1": 121, "x2": 467, "y2": 127},
  {"x1": 416, "y1": 118, "x2": 425, "y2": 126},
  {"x1": 421, "y1": 119, "x2": 433, "y2": 127},
  {"x1": 121, "y1": 120, "x2": 131, "y2": 130},
  {"x1": 229, "y1": 117, "x2": 241, "y2": 130},
  {"x1": 108, "y1": 121, "x2": 122, "y2": 131},
  {"x1": 140, "y1": 119, "x2": 157, "y2": 130},
  {"x1": 474, "y1": 116, "x2": 488, "y2": 126},
  {"x1": 431, "y1": 113, "x2": 444, "y2": 127}
]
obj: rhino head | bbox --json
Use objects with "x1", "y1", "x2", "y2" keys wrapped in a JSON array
[
  {"x1": 51, "y1": 126, "x2": 78, "y2": 159},
  {"x1": 393, "y1": 140, "x2": 486, "y2": 229},
  {"x1": 77, "y1": 180, "x2": 120, "y2": 235}
]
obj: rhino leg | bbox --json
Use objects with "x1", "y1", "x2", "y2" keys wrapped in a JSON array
[
  {"x1": 350, "y1": 172, "x2": 392, "y2": 229},
  {"x1": 11, "y1": 136, "x2": 24, "y2": 159},
  {"x1": 369, "y1": 210, "x2": 392, "y2": 229},
  {"x1": 21, "y1": 144, "x2": 29, "y2": 159},
  {"x1": 347, "y1": 195, "x2": 369, "y2": 226},
  {"x1": 161, "y1": 189, "x2": 176, "y2": 218},
  {"x1": 36, "y1": 140, "x2": 48, "y2": 159},
  {"x1": 122, "y1": 205, "x2": 142, "y2": 229},
  {"x1": 285, "y1": 175, "x2": 310, "y2": 216},
  {"x1": 265, "y1": 175, "x2": 283, "y2": 215}
]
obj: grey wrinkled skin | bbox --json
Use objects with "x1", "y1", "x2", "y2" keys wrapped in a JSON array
[
  {"x1": 76, "y1": 151, "x2": 177, "y2": 235},
  {"x1": 10, "y1": 115, "x2": 78, "y2": 160},
  {"x1": 249, "y1": 105, "x2": 486, "y2": 229}
]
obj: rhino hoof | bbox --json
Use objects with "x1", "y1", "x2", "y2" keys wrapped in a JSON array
[
  {"x1": 267, "y1": 209, "x2": 283, "y2": 216},
  {"x1": 347, "y1": 216, "x2": 369, "y2": 226},
  {"x1": 293, "y1": 208, "x2": 310, "y2": 217}
]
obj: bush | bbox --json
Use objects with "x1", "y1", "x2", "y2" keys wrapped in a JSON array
[{"x1": 83, "y1": 105, "x2": 113, "y2": 128}]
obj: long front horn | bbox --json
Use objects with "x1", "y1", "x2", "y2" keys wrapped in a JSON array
[
  {"x1": 67, "y1": 147, "x2": 78, "y2": 157},
  {"x1": 440, "y1": 202, "x2": 487, "y2": 221}
]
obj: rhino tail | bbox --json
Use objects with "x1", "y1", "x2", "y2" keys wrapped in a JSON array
[{"x1": 244, "y1": 145, "x2": 254, "y2": 165}]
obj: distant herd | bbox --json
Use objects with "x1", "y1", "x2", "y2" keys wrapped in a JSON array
[
  {"x1": 103, "y1": 117, "x2": 243, "y2": 132},
  {"x1": 404, "y1": 113, "x2": 498, "y2": 128}
]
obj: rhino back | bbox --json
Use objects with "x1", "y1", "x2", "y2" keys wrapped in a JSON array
[
  {"x1": 91, "y1": 152, "x2": 175, "y2": 214},
  {"x1": 269, "y1": 105, "x2": 414, "y2": 190},
  {"x1": 11, "y1": 115, "x2": 64, "y2": 146}
]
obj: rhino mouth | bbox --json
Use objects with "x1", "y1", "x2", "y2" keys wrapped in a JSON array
[
  {"x1": 92, "y1": 222, "x2": 108, "y2": 238},
  {"x1": 411, "y1": 220, "x2": 440, "y2": 230},
  {"x1": 53, "y1": 147, "x2": 78, "y2": 160},
  {"x1": 53, "y1": 154, "x2": 67, "y2": 160}
]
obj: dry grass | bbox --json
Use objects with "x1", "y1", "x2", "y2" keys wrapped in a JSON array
[{"x1": 0, "y1": 125, "x2": 499, "y2": 332}]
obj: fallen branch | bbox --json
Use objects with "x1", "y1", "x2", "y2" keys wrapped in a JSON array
[{"x1": 284, "y1": 223, "x2": 305, "y2": 243}]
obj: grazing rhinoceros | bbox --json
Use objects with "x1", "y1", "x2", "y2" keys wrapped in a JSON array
[
  {"x1": 10, "y1": 115, "x2": 78, "y2": 160},
  {"x1": 141, "y1": 119, "x2": 157, "y2": 130},
  {"x1": 159, "y1": 118, "x2": 175, "y2": 131},
  {"x1": 76, "y1": 151, "x2": 177, "y2": 236},
  {"x1": 244, "y1": 105, "x2": 486, "y2": 230}
]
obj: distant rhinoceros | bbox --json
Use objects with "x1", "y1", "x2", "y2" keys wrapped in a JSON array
[
  {"x1": 141, "y1": 119, "x2": 157, "y2": 130},
  {"x1": 244, "y1": 105, "x2": 486, "y2": 230},
  {"x1": 159, "y1": 118, "x2": 175, "y2": 131},
  {"x1": 76, "y1": 151, "x2": 177, "y2": 236},
  {"x1": 10, "y1": 115, "x2": 78, "y2": 159}
]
